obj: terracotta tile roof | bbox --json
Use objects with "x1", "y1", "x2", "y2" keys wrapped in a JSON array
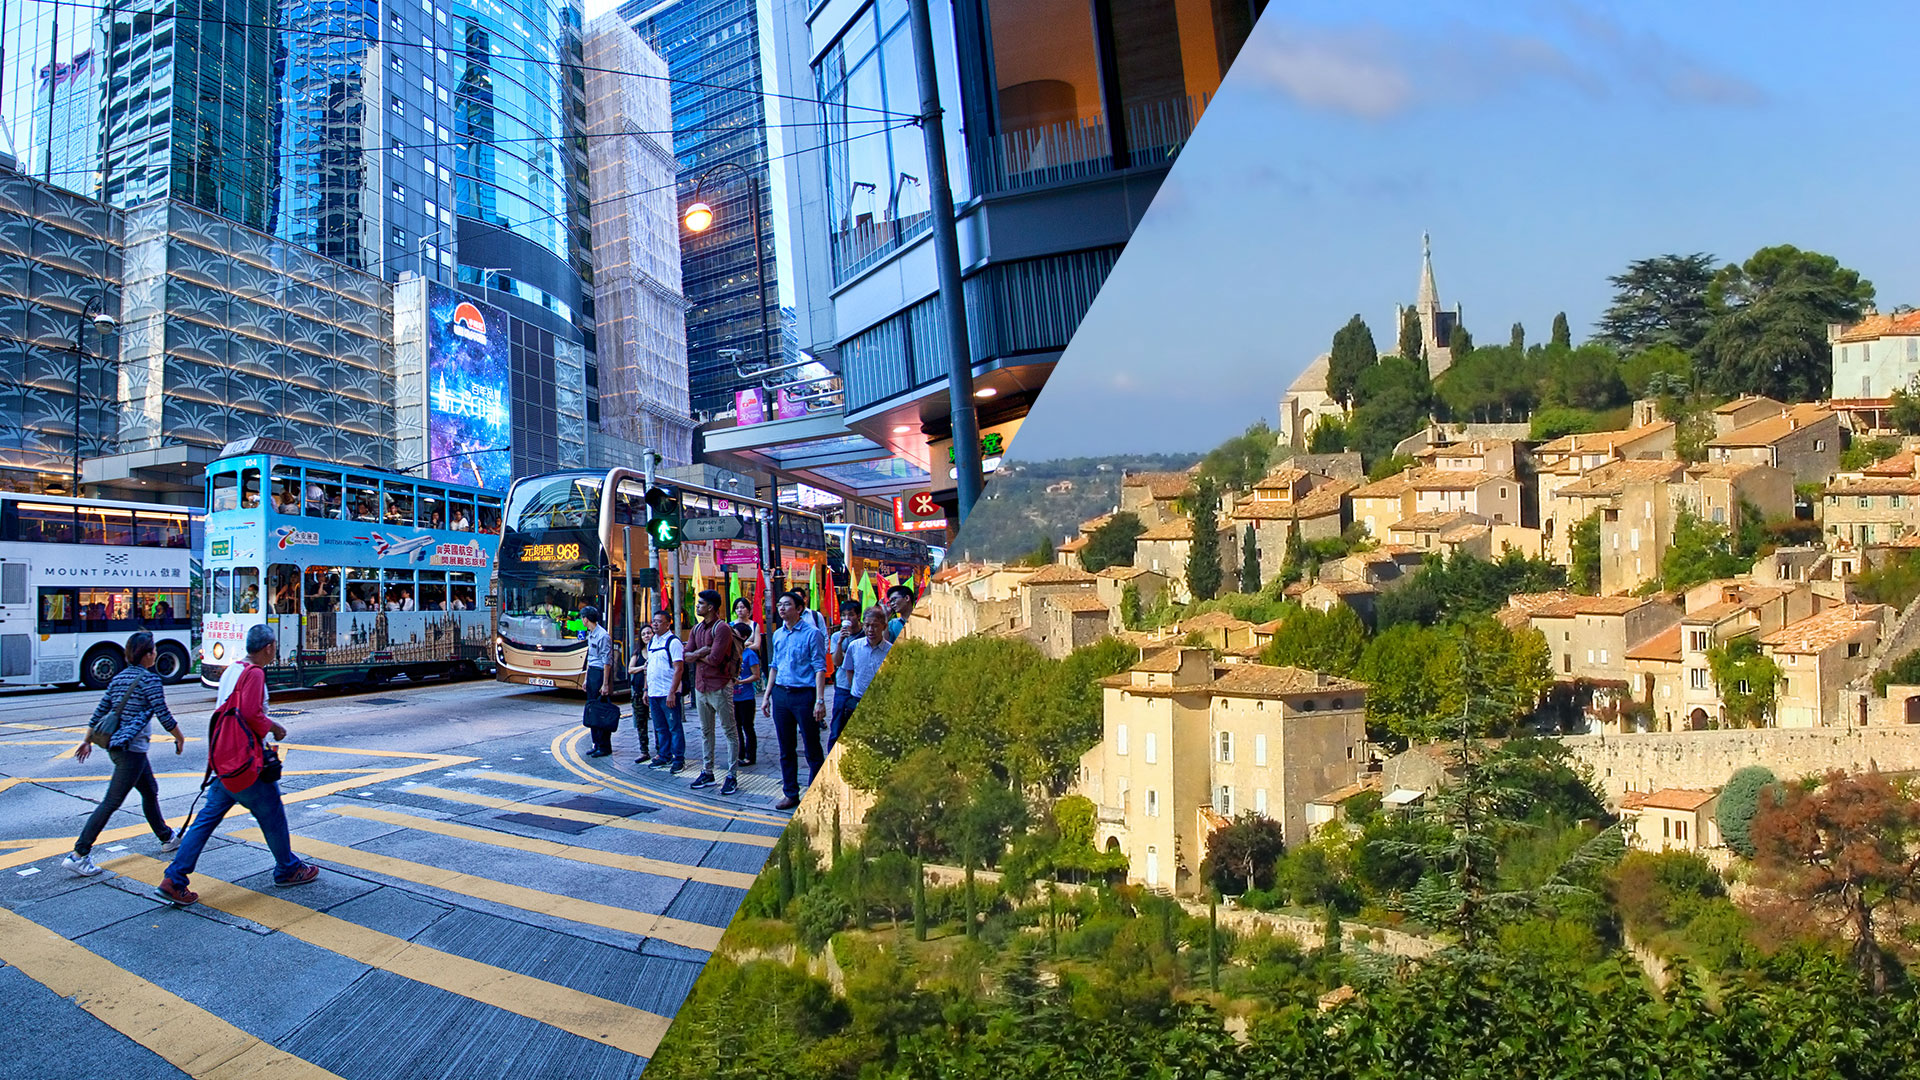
[
  {"x1": 1124, "y1": 471, "x2": 1194, "y2": 500},
  {"x1": 1759, "y1": 603, "x2": 1886, "y2": 654},
  {"x1": 1208, "y1": 663, "x2": 1366, "y2": 699},
  {"x1": 1533, "y1": 595, "x2": 1654, "y2": 618},
  {"x1": 1552, "y1": 458, "x2": 1689, "y2": 497},
  {"x1": 1181, "y1": 610, "x2": 1256, "y2": 632},
  {"x1": 1390, "y1": 510, "x2": 1490, "y2": 533},
  {"x1": 1439, "y1": 522, "x2": 1492, "y2": 544},
  {"x1": 1310, "y1": 776, "x2": 1383, "y2": 805},
  {"x1": 1251, "y1": 618, "x2": 1287, "y2": 633},
  {"x1": 1863, "y1": 451, "x2": 1918, "y2": 477},
  {"x1": 1640, "y1": 788, "x2": 1717, "y2": 812},
  {"x1": 1686, "y1": 462, "x2": 1771, "y2": 481},
  {"x1": 1880, "y1": 534, "x2": 1920, "y2": 549},
  {"x1": 1827, "y1": 476, "x2": 1920, "y2": 496},
  {"x1": 1131, "y1": 647, "x2": 1189, "y2": 672},
  {"x1": 1078, "y1": 512, "x2": 1117, "y2": 533},
  {"x1": 1095, "y1": 565, "x2": 1155, "y2": 579},
  {"x1": 1625, "y1": 624, "x2": 1683, "y2": 663},
  {"x1": 1233, "y1": 478, "x2": 1355, "y2": 521},
  {"x1": 1408, "y1": 468, "x2": 1503, "y2": 492},
  {"x1": 1351, "y1": 471, "x2": 1416, "y2": 498},
  {"x1": 1047, "y1": 592, "x2": 1113, "y2": 615},
  {"x1": 1254, "y1": 465, "x2": 1310, "y2": 490},
  {"x1": 1707, "y1": 403, "x2": 1835, "y2": 448},
  {"x1": 1537, "y1": 420, "x2": 1676, "y2": 457},
  {"x1": 1683, "y1": 600, "x2": 1753, "y2": 624},
  {"x1": 1714, "y1": 395, "x2": 1786, "y2": 415},
  {"x1": 1617, "y1": 791, "x2": 1649, "y2": 812},
  {"x1": 1023, "y1": 563, "x2": 1097, "y2": 586},
  {"x1": 1056, "y1": 535, "x2": 1090, "y2": 552},
  {"x1": 1305, "y1": 579, "x2": 1380, "y2": 597},
  {"x1": 1833, "y1": 310, "x2": 1920, "y2": 344},
  {"x1": 1137, "y1": 516, "x2": 1194, "y2": 542}
]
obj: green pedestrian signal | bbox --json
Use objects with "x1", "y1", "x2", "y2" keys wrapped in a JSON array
[{"x1": 644, "y1": 486, "x2": 683, "y2": 550}]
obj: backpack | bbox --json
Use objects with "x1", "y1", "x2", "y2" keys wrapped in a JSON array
[{"x1": 207, "y1": 664, "x2": 268, "y2": 793}]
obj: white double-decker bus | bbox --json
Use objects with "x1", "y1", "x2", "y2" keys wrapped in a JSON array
[{"x1": 0, "y1": 493, "x2": 198, "y2": 689}]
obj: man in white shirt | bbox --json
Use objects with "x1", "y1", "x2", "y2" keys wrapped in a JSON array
[
  {"x1": 833, "y1": 606, "x2": 893, "y2": 748},
  {"x1": 643, "y1": 609, "x2": 686, "y2": 772}
]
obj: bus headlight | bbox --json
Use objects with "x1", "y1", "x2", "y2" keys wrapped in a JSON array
[{"x1": 210, "y1": 642, "x2": 225, "y2": 661}]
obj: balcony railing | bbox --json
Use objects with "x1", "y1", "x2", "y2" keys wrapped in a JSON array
[{"x1": 977, "y1": 92, "x2": 1209, "y2": 196}]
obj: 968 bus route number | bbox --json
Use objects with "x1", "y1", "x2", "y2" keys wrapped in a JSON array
[{"x1": 517, "y1": 542, "x2": 581, "y2": 562}]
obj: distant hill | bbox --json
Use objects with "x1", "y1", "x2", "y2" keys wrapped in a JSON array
[{"x1": 952, "y1": 453, "x2": 1203, "y2": 563}]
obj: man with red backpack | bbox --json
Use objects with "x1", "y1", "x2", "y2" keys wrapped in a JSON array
[{"x1": 157, "y1": 624, "x2": 317, "y2": 906}]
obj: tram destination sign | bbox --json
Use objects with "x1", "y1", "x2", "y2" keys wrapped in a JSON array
[{"x1": 681, "y1": 516, "x2": 745, "y2": 542}]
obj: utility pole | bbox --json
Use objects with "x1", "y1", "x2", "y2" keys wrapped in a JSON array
[{"x1": 907, "y1": 0, "x2": 984, "y2": 525}]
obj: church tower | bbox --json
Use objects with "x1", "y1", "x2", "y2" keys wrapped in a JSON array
[{"x1": 1395, "y1": 233, "x2": 1463, "y2": 379}]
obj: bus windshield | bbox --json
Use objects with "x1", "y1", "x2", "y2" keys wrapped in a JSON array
[
  {"x1": 505, "y1": 474, "x2": 602, "y2": 535},
  {"x1": 499, "y1": 574, "x2": 599, "y2": 647}
]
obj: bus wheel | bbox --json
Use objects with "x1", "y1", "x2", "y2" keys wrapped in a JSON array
[
  {"x1": 154, "y1": 642, "x2": 191, "y2": 684},
  {"x1": 81, "y1": 646, "x2": 125, "y2": 690}
]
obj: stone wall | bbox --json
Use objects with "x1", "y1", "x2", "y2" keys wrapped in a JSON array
[{"x1": 1564, "y1": 727, "x2": 1920, "y2": 802}]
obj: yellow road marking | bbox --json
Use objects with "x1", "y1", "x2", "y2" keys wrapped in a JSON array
[
  {"x1": 105, "y1": 856, "x2": 670, "y2": 1059},
  {"x1": 464, "y1": 771, "x2": 602, "y2": 794},
  {"x1": 5, "y1": 738, "x2": 201, "y2": 746},
  {"x1": 229, "y1": 829, "x2": 723, "y2": 952},
  {"x1": 0, "y1": 906, "x2": 344, "y2": 1080},
  {"x1": 324, "y1": 805, "x2": 756, "y2": 889},
  {"x1": 1, "y1": 723, "x2": 87, "y2": 732},
  {"x1": 551, "y1": 728, "x2": 788, "y2": 827},
  {"x1": 23, "y1": 768, "x2": 390, "y2": 784},
  {"x1": 407, "y1": 785, "x2": 776, "y2": 849}
]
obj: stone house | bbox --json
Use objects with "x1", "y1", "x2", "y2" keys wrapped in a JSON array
[
  {"x1": 1598, "y1": 462, "x2": 1793, "y2": 596},
  {"x1": 1675, "y1": 580, "x2": 1815, "y2": 728},
  {"x1": 1387, "y1": 510, "x2": 1492, "y2": 557},
  {"x1": 1545, "y1": 458, "x2": 1688, "y2": 572},
  {"x1": 1824, "y1": 450, "x2": 1920, "y2": 549},
  {"x1": 1229, "y1": 465, "x2": 1354, "y2": 588},
  {"x1": 1759, "y1": 603, "x2": 1890, "y2": 728},
  {"x1": 1830, "y1": 309, "x2": 1920, "y2": 428},
  {"x1": 1017, "y1": 563, "x2": 1103, "y2": 631},
  {"x1": 1094, "y1": 565, "x2": 1169, "y2": 616},
  {"x1": 1622, "y1": 788, "x2": 1721, "y2": 852},
  {"x1": 1121, "y1": 470, "x2": 1195, "y2": 528},
  {"x1": 922, "y1": 563, "x2": 1031, "y2": 643},
  {"x1": 1408, "y1": 468, "x2": 1521, "y2": 525},
  {"x1": 1704, "y1": 402, "x2": 1841, "y2": 485},
  {"x1": 1134, "y1": 515, "x2": 1235, "y2": 604},
  {"x1": 1712, "y1": 395, "x2": 1789, "y2": 434},
  {"x1": 1530, "y1": 593, "x2": 1684, "y2": 696},
  {"x1": 1349, "y1": 470, "x2": 1415, "y2": 541},
  {"x1": 1032, "y1": 590, "x2": 1118, "y2": 660},
  {"x1": 1078, "y1": 647, "x2": 1368, "y2": 895}
]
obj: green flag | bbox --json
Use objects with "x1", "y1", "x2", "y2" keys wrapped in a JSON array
[{"x1": 859, "y1": 570, "x2": 879, "y2": 612}]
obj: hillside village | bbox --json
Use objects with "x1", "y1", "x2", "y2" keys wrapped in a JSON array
[{"x1": 883, "y1": 256, "x2": 1920, "y2": 900}]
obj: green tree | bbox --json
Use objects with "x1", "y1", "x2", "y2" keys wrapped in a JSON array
[
  {"x1": 1306, "y1": 413, "x2": 1349, "y2": 453},
  {"x1": 1119, "y1": 583, "x2": 1143, "y2": 630},
  {"x1": 1350, "y1": 356, "x2": 1432, "y2": 470},
  {"x1": 1200, "y1": 812, "x2": 1287, "y2": 895},
  {"x1": 1262, "y1": 604, "x2": 1367, "y2": 677},
  {"x1": 1856, "y1": 550, "x2": 1920, "y2": 611},
  {"x1": 1700, "y1": 244, "x2": 1875, "y2": 401},
  {"x1": 1569, "y1": 512, "x2": 1601, "y2": 593},
  {"x1": 1326, "y1": 314, "x2": 1379, "y2": 408},
  {"x1": 1397, "y1": 306, "x2": 1424, "y2": 365},
  {"x1": 1597, "y1": 253, "x2": 1718, "y2": 354},
  {"x1": 1186, "y1": 479, "x2": 1223, "y2": 602},
  {"x1": 1892, "y1": 379, "x2": 1920, "y2": 435},
  {"x1": 1240, "y1": 524, "x2": 1260, "y2": 594},
  {"x1": 1509, "y1": 321, "x2": 1525, "y2": 350},
  {"x1": 1551, "y1": 311, "x2": 1572, "y2": 348},
  {"x1": 1016, "y1": 533, "x2": 1055, "y2": 567},
  {"x1": 1080, "y1": 511, "x2": 1145, "y2": 573},
  {"x1": 1529, "y1": 407, "x2": 1605, "y2": 441},
  {"x1": 795, "y1": 885, "x2": 853, "y2": 953},
  {"x1": 1620, "y1": 343, "x2": 1693, "y2": 398},
  {"x1": 1448, "y1": 323, "x2": 1473, "y2": 357},
  {"x1": 1717, "y1": 765, "x2": 1779, "y2": 857},
  {"x1": 1706, "y1": 637, "x2": 1781, "y2": 728},
  {"x1": 1660, "y1": 509, "x2": 1748, "y2": 591}
]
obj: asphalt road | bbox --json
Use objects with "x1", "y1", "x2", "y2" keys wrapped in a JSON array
[{"x1": 0, "y1": 675, "x2": 796, "y2": 1079}]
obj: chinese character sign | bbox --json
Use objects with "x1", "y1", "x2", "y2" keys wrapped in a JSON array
[
  {"x1": 736, "y1": 389, "x2": 766, "y2": 425},
  {"x1": 426, "y1": 283, "x2": 512, "y2": 490}
]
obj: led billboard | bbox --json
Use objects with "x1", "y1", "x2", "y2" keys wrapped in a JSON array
[{"x1": 426, "y1": 283, "x2": 512, "y2": 490}]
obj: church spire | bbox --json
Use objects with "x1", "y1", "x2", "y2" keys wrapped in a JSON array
[{"x1": 1417, "y1": 231, "x2": 1439, "y2": 313}]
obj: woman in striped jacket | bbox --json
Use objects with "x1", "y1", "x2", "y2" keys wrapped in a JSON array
[{"x1": 62, "y1": 631, "x2": 186, "y2": 877}]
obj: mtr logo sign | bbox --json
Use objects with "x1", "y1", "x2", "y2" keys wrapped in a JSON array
[{"x1": 894, "y1": 491, "x2": 947, "y2": 533}]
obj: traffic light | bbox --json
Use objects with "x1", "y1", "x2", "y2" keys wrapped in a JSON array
[{"x1": 644, "y1": 486, "x2": 683, "y2": 550}]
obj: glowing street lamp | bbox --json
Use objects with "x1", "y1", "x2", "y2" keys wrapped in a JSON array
[{"x1": 682, "y1": 201, "x2": 715, "y2": 233}]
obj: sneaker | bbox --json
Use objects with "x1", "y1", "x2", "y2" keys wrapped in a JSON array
[
  {"x1": 669, "y1": 760, "x2": 686, "y2": 774},
  {"x1": 690, "y1": 772, "x2": 716, "y2": 789},
  {"x1": 273, "y1": 864, "x2": 320, "y2": 888},
  {"x1": 159, "y1": 834, "x2": 181, "y2": 853},
  {"x1": 156, "y1": 877, "x2": 198, "y2": 906},
  {"x1": 584, "y1": 749, "x2": 610, "y2": 758},
  {"x1": 719, "y1": 775, "x2": 738, "y2": 796},
  {"x1": 774, "y1": 796, "x2": 799, "y2": 811},
  {"x1": 61, "y1": 852, "x2": 102, "y2": 877},
  {"x1": 634, "y1": 753, "x2": 652, "y2": 766},
  {"x1": 648, "y1": 758, "x2": 672, "y2": 770}
]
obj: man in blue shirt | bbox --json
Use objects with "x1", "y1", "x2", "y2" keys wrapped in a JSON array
[
  {"x1": 763, "y1": 589, "x2": 827, "y2": 810},
  {"x1": 885, "y1": 584, "x2": 916, "y2": 643},
  {"x1": 831, "y1": 605, "x2": 893, "y2": 749},
  {"x1": 581, "y1": 607, "x2": 617, "y2": 758}
]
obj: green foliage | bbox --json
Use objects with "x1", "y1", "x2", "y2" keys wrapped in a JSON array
[
  {"x1": 1529, "y1": 406, "x2": 1606, "y2": 441},
  {"x1": 1016, "y1": 533, "x2": 1055, "y2": 567},
  {"x1": 1619, "y1": 343, "x2": 1694, "y2": 397},
  {"x1": 1597, "y1": 253, "x2": 1717, "y2": 354},
  {"x1": 796, "y1": 885, "x2": 854, "y2": 953},
  {"x1": 1482, "y1": 737, "x2": 1608, "y2": 823},
  {"x1": 1448, "y1": 323, "x2": 1473, "y2": 356},
  {"x1": 1240, "y1": 524, "x2": 1260, "y2": 594},
  {"x1": 1355, "y1": 619, "x2": 1551, "y2": 744},
  {"x1": 1397, "y1": 305, "x2": 1423, "y2": 364},
  {"x1": 841, "y1": 635, "x2": 1046, "y2": 793},
  {"x1": 1080, "y1": 511, "x2": 1146, "y2": 573},
  {"x1": 1509, "y1": 321, "x2": 1525, "y2": 350},
  {"x1": 1201, "y1": 812, "x2": 1287, "y2": 896},
  {"x1": 1569, "y1": 512, "x2": 1601, "y2": 593},
  {"x1": 1186, "y1": 478, "x2": 1223, "y2": 602},
  {"x1": 1874, "y1": 648, "x2": 1920, "y2": 696},
  {"x1": 1892, "y1": 381, "x2": 1920, "y2": 435},
  {"x1": 1706, "y1": 636, "x2": 1781, "y2": 728},
  {"x1": 1435, "y1": 342, "x2": 1629, "y2": 425},
  {"x1": 1367, "y1": 453, "x2": 1415, "y2": 482},
  {"x1": 1660, "y1": 509, "x2": 1748, "y2": 592},
  {"x1": 1840, "y1": 438, "x2": 1901, "y2": 472},
  {"x1": 1349, "y1": 355, "x2": 1431, "y2": 469},
  {"x1": 1700, "y1": 244, "x2": 1875, "y2": 401},
  {"x1": 1306, "y1": 412, "x2": 1349, "y2": 453},
  {"x1": 1717, "y1": 766, "x2": 1778, "y2": 857},
  {"x1": 1119, "y1": 583, "x2": 1143, "y2": 630},
  {"x1": 1261, "y1": 604, "x2": 1367, "y2": 676},
  {"x1": 1327, "y1": 314, "x2": 1379, "y2": 408},
  {"x1": 1195, "y1": 422, "x2": 1285, "y2": 496},
  {"x1": 1376, "y1": 548, "x2": 1568, "y2": 631},
  {"x1": 1551, "y1": 310, "x2": 1572, "y2": 348},
  {"x1": 1855, "y1": 551, "x2": 1920, "y2": 611}
]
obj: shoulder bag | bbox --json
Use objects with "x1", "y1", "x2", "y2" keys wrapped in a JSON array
[{"x1": 86, "y1": 677, "x2": 136, "y2": 749}]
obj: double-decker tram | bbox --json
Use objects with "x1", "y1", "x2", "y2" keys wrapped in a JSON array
[
  {"x1": 0, "y1": 493, "x2": 198, "y2": 688},
  {"x1": 493, "y1": 468, "x2": 829, "y2": 692},
  {"x1": 198, "y1": 445, "x2": 503, "y2": 689},
  {"x1": 823, "y1": 523, "x2": 936, "y2": 616}
]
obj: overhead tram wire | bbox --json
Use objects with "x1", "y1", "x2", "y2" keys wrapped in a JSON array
[{"x1": 5, "y1": 0, "x2": 918, "y2": 120}]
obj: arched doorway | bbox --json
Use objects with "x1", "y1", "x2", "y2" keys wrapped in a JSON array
[
  {"x1": 1905, "y1": 696, "x2": 1920, "y2": 725},
  {"x1": 1687, "y1": 708, "x2": 1710, "y2": 730}
]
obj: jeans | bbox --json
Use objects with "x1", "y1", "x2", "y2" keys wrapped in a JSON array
[
  {"x1": 75, "y1": 748, "x2": 172, "y2": 856},
  {"x1": 695, "y1": 687, "x2": 738, "y2": 776},
  {"x1": 829, "y1": 692, "x2": 860, "y2": 750},
  {"x1": 771, "y1": 685, "x2": 823, "y2": 801},
  {"x1": 733, "y1": 698, "x2": 757, "y2": 763},
  {"x1": 163, "y1": 777, "x2": 305, "y2": 889},
  {"x1": 649, "y1": 696, "x2": 685, "y2": 766}
]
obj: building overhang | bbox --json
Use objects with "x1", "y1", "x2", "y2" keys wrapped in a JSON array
[
  {"x1": 698, "y1": 411, "x2": 931, "y2": 504},
  {"x1": 82, "y1": 444, "x2": 220, "y2": 502}
]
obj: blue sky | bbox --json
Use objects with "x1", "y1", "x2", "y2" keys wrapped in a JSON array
[{"x1": 1009, "y1": 1, "x2": 1920, "y2": 461}]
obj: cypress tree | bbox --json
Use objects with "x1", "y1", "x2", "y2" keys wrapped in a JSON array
[
  {"x1": 1187, "y1": 479, "x2": 1222, "y2": 602},
  {"x1": 1240, "y1": 524, "x2": 1260, "y2": 594},
  {"x1": 776, "y1": 832, "x2": 795, "y2": 912},
  {"x1": 1208, "y1": 891, "x2": 1220, "y2": 992},
  {"x1": 1397, "y1": 307, "x2": 1424, "y2": 366},
  {"x1": 831, "y1": 804, "x2": 842, "y2": 866},
  {"x1": 1448, "y1": 324, "x2": 1473, "y2": 357},
  {"x1": 1552, "y1": 311, "x2": 1572, "y2": 348},
  {"x1": 1509, "y1": 321, "x2": 1525, "y2": 350},
  {"x1": 913, "y1": 857, "x2": 927, "y2": 941}
]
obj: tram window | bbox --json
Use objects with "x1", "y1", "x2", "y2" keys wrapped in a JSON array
[
  {"x1": 240, "y1": 469, "x2": 262, "y2": 510},
  {"x1": 268, "y1": 564, "x2": 302, "y2": 614},
  {"x1": 449, "y1": 581, "x2": 477, "y2": 611},
  {"x1": 134, "y1": 510, "x2": 188, "y2": 548},
  {"x1": 346, "y1": 481, "x2": 379, "y2": 522},
  {"x1": 305, "y1": 471, "x2": 342, "y2": 519},
  {"x1": 79, "y1": 590, "x2": 135, "y2": 627},
  {"x1": 383, "y1": 570, "x2": 416, "y2": 611},
  {"x1": 210, "y1": 472, "x2": 238, "y2": 513},
  {"x1": 344, "y1": 567, "x2": 379, "y2": 612},
  {"x1": 136, "y1": 589, "x2": 187, "y2": 628},
  {"x1": 383, "y1": 483, "x2": 415, "y2": 526},
  {"x1": 477, "y1": 496, "x2": 502, "y2": 535},
  {"x1": 417, "y1": 489, "x2": 446, "y2": 530},
  {"x1": 77, "y1": 505, "x2": 135, "y2": 545},
  {"x1": 448, "y1": 495, "x2": 474, "y2": 533},
  {"x1": 418, "y1": 570, "x2": 447, "y2": 611},
  {"x1": 232, "y1": 568, "x2": 260, "y2": 614},
  {"x1": 304, "y1": 567, "x2": 340, "y2": 614},
  {"x1": 212, "y1": 571, "x2": 232, "y2": 615},
  {"x1": 271, "y1": 469, "x2": 302, "y2": 515},
  {"x1": 38, "y1": 589, "x2": 76, "y2": 633}
]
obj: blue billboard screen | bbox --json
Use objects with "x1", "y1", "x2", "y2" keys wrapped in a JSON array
[{"x1": 426, "y1": 283, "x2": 512, "y2": 490}]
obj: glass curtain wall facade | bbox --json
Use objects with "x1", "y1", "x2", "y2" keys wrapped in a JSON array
[
  {"x1": 0, "y1": 0, "x2": 107, "y2": 192},
  {"x1": 273, "y1": 0, "x2": 380, "y2": 268},
  {"x1": 626, "y1": 0, "x2": 792, "y2": 418}
]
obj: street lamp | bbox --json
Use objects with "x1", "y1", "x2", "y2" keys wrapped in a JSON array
[
  {"x1": 73, "y1": 295, "x2": 117, "y2": 495},
  {"x1": 476, "y1": 266, "x2": 512, "y2": 300}
]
